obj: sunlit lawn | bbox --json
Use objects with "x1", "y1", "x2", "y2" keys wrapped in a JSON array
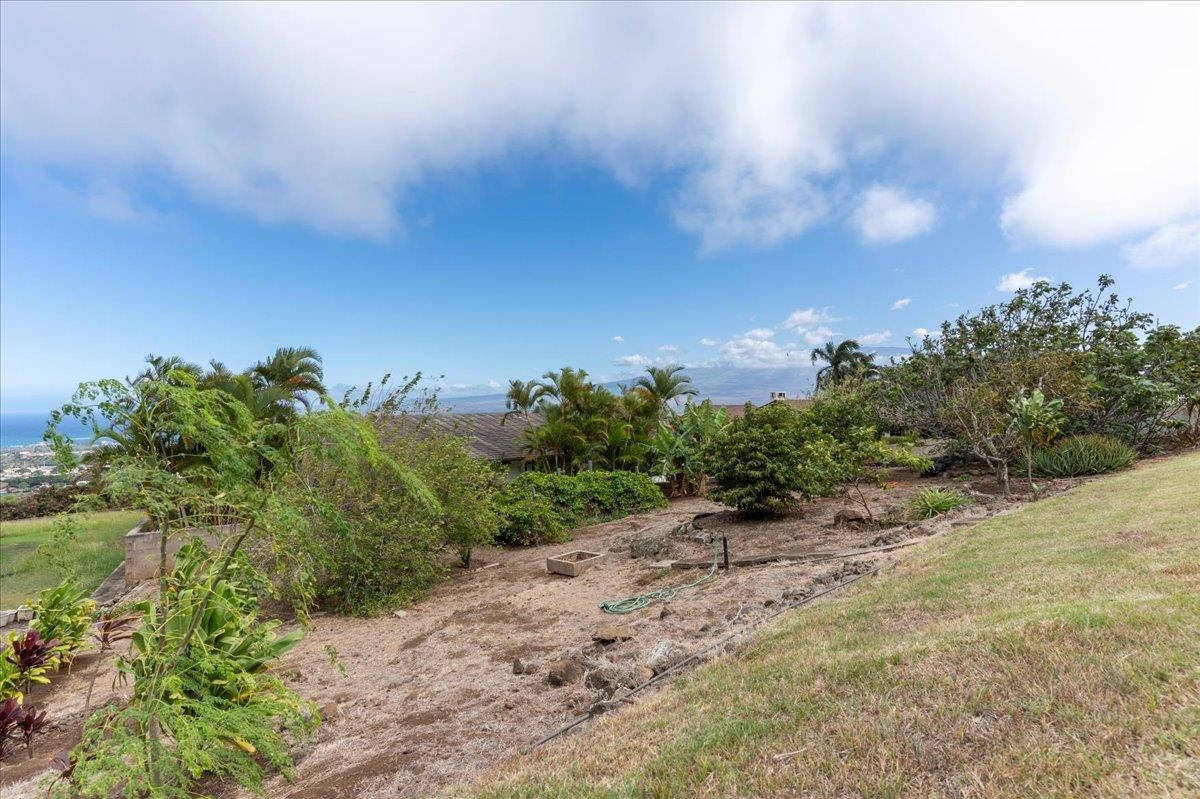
[{"x1": 0, "y1": 510, "x2": 145, "y2": 607}]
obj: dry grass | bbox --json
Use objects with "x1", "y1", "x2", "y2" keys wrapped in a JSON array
[{"x1": 459, "y1": 453, "x2": 1200, "y2": 798}]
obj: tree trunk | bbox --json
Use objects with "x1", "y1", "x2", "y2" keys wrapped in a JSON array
[{"x1": 997, "y1": 459, "x2": 1009, "y2": 495}]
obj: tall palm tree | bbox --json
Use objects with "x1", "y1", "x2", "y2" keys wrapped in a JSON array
[
  {"x1": 250, "y1": 346, "x2": 326, "y2": 409},
  {"x1": 632, "y1": 364, "x2": 697, "y2": 415},
  {"x1": 502, "y1": 379, "x2": 539, "y2": 427},
  {"x1": 810, "y1": 339, "x2": 878, "y2": 390}
]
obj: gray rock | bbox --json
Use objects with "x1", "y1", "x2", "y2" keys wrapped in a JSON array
[
  {"x1": 645, "y1": 640, "x2": 691, "y2": 675},
  {"x1": 512, "y1": 657, "x2": 539, "y2": 675},
  {"x1": 630, "y1": 535, "x2": 671, "y2": 559}
]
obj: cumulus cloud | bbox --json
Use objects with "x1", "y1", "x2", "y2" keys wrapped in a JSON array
[
  {"x1": 1, "y1": 4, "x2": 1194, "y2": 250},
  {"x1": 1174, "y1": 281, "x2": 1192, "y2": 291},
  {"x1": 891, "y1": 297, "x2": 911, "y2": 310},
  {"x1": 780, "y1": 307, "x2": 837, "y2": 346},
  {"x1": 615, "y1": 354, "x2": 652, "y2": 367},
  {"x1": 851, "y1": 185, "x2": 935, "y2": 244},
  {"x1": 858, "y1": 330, "x2": 892, "y2": 346},
  {"x1": 612, "y1": 335, "x2": 624, "y2": 343},
  {"x1": 1120, "y1": 219, "x2": 1200, "y2": 269},
  {"x1": 657, "y1": 344, "x2": 679, "y2": 353},
  {"x1": 996, "y1": 269, "x2": 1051, "y2": 292},
  {"x1": 911, "y1": 327, "x2": 930, "y2": 339},
  {"x1": 718, "y1": 328, "x2": 799, "y2": 367},
  {"x1": 698, "y1": 338, "x2": 718, "y2": 347}
]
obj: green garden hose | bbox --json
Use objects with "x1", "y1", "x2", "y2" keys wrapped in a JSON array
[{"x1": 599, "y1": 536, "x2": 723, "y2": 614}]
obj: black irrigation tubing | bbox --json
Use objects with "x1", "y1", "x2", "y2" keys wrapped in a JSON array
[{"x1": 525, "y1": 561, "x2": 885, "y2": 753}]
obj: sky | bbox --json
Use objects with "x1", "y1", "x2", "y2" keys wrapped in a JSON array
[{"x1": 1, "y1": 1, "x2": 1198, "y2": 412}]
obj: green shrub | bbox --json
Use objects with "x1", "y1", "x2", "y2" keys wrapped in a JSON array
[
  {"x1": 66, "y1": 541, "x2": 312, "y2": 798},
  {"x1": 495, "y1": 471, "x2": 667, "y2": 546},
  {"x1": 289, "y1": 412, "x2": 447, "y2": 615},
  {"x1": 1032, "y1": 434, "x2": 1135, "y2": 477},
  {"x1": 703, "y1": 402, "x2": 842, "y2": 516},
  {"x1": 909, "y1": 487, "x2": 969, "y2": 519},
  {"x1": 30, "y1": 579, "x2": 96, "y2": 668}
]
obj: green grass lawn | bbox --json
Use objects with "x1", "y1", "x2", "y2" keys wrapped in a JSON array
[
  {"x1": 463, "y1": 454, "x2": 1200, "y2": 798},
  {"x1": 0, "y1": 509, "x2": 145, "y2": 607}
]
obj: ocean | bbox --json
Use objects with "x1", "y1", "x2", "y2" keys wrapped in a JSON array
[{"x1": 0, "y1": 412, "x2": 91, "y2": 449}]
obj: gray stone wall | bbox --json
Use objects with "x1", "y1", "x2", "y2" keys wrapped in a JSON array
[{"x1": 123, "y1": 522, "x2": 235, "y2": 587}]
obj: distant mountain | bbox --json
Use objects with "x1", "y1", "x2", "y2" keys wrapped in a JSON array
[{"x1": 439, "y1": 349, "x2": 910, "y2": 414}]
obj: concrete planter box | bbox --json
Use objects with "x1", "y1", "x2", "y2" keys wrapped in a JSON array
[
  {"x1": 546, "y1": 550, "x2": 605, "y2": 577},
  {"x1": 123, "y1": 522, "x2": 236, "y2": 587}
]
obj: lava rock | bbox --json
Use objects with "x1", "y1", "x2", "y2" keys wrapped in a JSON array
[
  {"x1": 630, "y1": 535, "x2": 671, "y2": 559},
  {"x1": 593, "y1": 625, "x2": 633, "y2": 644},
  {"x1": 546, "y1": 656, "x2": 586, "y2": 686},
  {"x1": 645, "y1": 640, "x2": 691, "y2": 675}
]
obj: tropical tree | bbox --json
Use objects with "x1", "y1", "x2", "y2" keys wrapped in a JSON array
[
  {"x1": 810, "y1": 339, "x2": 877, "y2": 389},
  {"x1": 250, "y1": 346, "x2": 326, "y2": 410},
  {"x1": 502, "y1": 379, "x2": 540, "y2": 427},
  {"x1": 631, "y1": 364, "x2": 697, "y2": 416}
]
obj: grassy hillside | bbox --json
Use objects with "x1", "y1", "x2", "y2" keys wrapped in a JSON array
[
  {"x1": 464, "y1": 454, "x2": 1200, "y2": 798},
  {"x1": 0, "y1": 510, "x2": 145, "y2": 607}
]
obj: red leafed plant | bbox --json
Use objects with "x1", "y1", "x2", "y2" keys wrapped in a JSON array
[{"x1": 0, "y1": 697, "x2": 49, "y2": 761}]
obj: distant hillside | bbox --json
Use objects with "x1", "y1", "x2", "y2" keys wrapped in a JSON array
[{"x1": 439, "y1": 351, "x2": 909, "y2": 413}]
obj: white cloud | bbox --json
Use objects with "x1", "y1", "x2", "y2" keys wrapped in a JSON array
[
  {"x1": 1, "y1": 4, "x2": 1195, "y2": 250},
  {"x1": 657, "y1": 344, "x2": 679, "y2": 353},
  {"x1": 780, "y1": 307, "x2": 838, "y2": 346},
  {"x1": 911, "y1": 327, "x2": 930, "y2": 339},
  {"x1": 858, "y1": 330, "x2": 892, "y2": 346},
  {"x1": 851, "y1": 185, "x2": 935, "y2": 244},
  {"x1": 996, "y1": 268, "x2": 1051, "y2": 292},
  {"x1": 698, "y1": 337, "x2": 717, "y2": 347},
  {"x1": 718, "y1": 328, "x2": 799, "y2": 367},
  {"x1": 1120, "y1": 219, "x2": 1200, "y2": 269},
  {"x1": 487, "y1": 380, "x2": 501, "y2": 389},
  {"x1": 891, "y1": 297, "x2": 911, "y2": 311},
  {"x1": 1174, "y1": 281, "x2": 1192, "y2": 291},
  {"x1": 782, "y1": 307, "x2": 838, "y2": 330},
  {"x1": 615, "y1": 354, "x2": 652, "y2": 367},
  {"x1": 611, "y1": 335, "x2": 624, "y2": 343}
]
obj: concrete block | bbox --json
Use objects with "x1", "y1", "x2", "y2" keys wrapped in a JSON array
[{"x1": 546, "y1": 550, "x2": 605, "y2": 577}]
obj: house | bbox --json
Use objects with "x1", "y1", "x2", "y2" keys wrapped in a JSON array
[{"x1": 409, "y1": 413, "x2": 537, "y2": 479}]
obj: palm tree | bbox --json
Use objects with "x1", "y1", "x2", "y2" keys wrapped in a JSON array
[
  {"x1": 632, "y1": 364, "x2": 697, "y2": 415},
  {"x1": 502, "y1": 379, "x2": 539, "y2": 427},
  {"x1": 135, "y1": 354, "x2": 203, "y2": 386},
  {"x1": 250, "y1": 346, "x2": 326, "y2": 409},
  {"x1": 810, "y1": 339, "x2": 878, "y2": 390}
]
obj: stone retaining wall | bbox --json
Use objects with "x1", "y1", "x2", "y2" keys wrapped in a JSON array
[{"x1": 123, "y1": 522, "x2": 236, "y2": 587}]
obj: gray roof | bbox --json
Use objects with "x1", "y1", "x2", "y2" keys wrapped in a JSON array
[{"x1": 410, "y1": 412, "x2": 535, "y2": 463}]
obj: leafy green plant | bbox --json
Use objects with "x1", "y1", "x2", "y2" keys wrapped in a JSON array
[
  {"x1": 0, "y1": 641, "x2": 23, "y2": 701},
  {"x1": 704, "y1": 402, "x2": 843, "y2": 516},
  {"x1": 1010, "y1": 388, "x2": 1066, "y2": 493},
  {"x1": 495, "y1": 470, "x2": 667, "y2": 546},
  {"x1": 1032, "y1": 434, "x2": 1135, "y2": 477},
  {"x1": 64, "y1": 542, "x2": 311, "y2": 798},
  {"x1": 909, "y1": 488, "x2": 969, "y2": 519},
  {"x1": 30, "y1": 579, "x2": 97, "y2": 668}
]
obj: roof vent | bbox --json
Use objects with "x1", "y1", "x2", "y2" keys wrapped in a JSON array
[{"x1": 770, "y1": 391, "x2": 787, "y2": 401}]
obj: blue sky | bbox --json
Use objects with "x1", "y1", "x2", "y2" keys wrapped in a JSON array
[{"x1": 1, "y1": 3, "x2": 1198, "y2": 412}]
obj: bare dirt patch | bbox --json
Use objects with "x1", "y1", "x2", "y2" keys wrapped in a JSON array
[{"x1": 0, "y1": 467, "x2": 1087, "y2": 798}]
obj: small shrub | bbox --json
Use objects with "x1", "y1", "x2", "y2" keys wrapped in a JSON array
[
  {"x1": 909, "y1": 487, "x2": 969, "y2": 519},
  {"x1": 1032, "y1": 434, "x2": 1135, "y2": 477},
  {"x1": 704, "y1": 402, "x2": 842, "y2": 516},
  {"x1": 495, "y1": 471, "x2": 667, "y2": 546},
  {"x1": 30, "y1": 579, "x2": 96, "y2": 668}
]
